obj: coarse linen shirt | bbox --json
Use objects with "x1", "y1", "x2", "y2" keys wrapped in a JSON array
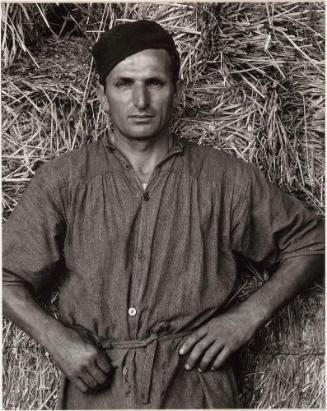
[{"x1": 3, "y1": 136, "x2": 324, "y2": 409}]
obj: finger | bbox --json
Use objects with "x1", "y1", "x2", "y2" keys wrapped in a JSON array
[
  {"x1": 88, "y1": 362, "x2": 108, "y2": 385},
  {"x1": 96, "y1": 354, "x2": 112, "y2": 374},
  {"x1": 198, "y1": 342, "x2": 223, "y2": 372},
  {"x1": 179, "y1": 328, "x2": 207, "y2": 356},
  {"x1": 185, "y1": 337, "x2": 213, "y2": 370},
  {"x1": 81, "y1": 370, "x2": 98, "y2": 389},
  {"x1": 73, "y1": 377, "x2": 89, "y2": 393},
  {"x1": 211, "y1": 347, "x2": 231, "y2": 370}
]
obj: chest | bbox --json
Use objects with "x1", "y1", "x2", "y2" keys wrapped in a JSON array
[{"x1": 63, "y1": 171, "x2": 233, "y2": 260}]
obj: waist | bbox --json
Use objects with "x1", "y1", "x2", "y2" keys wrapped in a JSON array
[
  {"x1": 105, "y1": 329, "x2": 191, "y2": 350},
  {"x1": 70, "y1": 320, "x2": 191, "y2": 405},
  {"x1": 71, "y1": 320, "x2": 191, "y2": 351}
]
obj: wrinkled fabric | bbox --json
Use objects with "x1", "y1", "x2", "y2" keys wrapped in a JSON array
[{"x1": 3, "y1": 136, "x2": 324, "y2": 409}]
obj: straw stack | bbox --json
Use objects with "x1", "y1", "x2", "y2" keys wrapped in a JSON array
[{"x1": 2, "y1": 2, "x2": 324, "y2": 409}]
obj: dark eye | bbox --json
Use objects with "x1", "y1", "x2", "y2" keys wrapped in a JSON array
[
  {"x1": 115, "y1": 78, "x2": 133, "y2": 88},
  {"x1": 147, "y1": 78, "x2": 164, "y2": 87}
]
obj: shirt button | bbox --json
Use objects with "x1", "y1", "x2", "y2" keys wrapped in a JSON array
[
  {"x1": 122, "y1": 366, "x2": 128, "y2": 376},
  {"x1": 143, "y1": 192, "x2": 150, "y2": 201},
  {"x1": 137, "y1": 251, "x2": 145, "y2": 262},
  {"x1": 128, "y1": 307, "x2": 137, "y2": 316}
]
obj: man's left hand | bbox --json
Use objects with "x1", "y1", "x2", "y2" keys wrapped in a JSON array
[
  {"x1": 178, "y1": 308, "x2": 258, "y2": 372},
  {"x1": 179, "y1": 255, "x2": 324, "y2": 373}
]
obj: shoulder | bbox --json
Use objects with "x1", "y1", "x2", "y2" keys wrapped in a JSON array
[
  {"x1": 182, "y1": 140, "x2": 255, "y2": 186},
  {"x1": 39, "y1": 140, "x2": 108, "y2": 190}
]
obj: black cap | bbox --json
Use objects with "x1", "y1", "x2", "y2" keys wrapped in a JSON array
[{"x1": 92, "y1": 20, "x2": 180, "y2": 85}]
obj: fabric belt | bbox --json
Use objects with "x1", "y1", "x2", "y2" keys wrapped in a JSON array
[{"x1": 72, "y1": 321, "x2": 191, "y2": 405}]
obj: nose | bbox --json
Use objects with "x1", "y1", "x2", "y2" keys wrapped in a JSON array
[{"x1": 132, "y1": 84, "x2": 148, "y2": 110}]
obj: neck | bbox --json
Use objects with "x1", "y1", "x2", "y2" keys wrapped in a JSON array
[{"x1": 110, "y1": 128, "x2": 173, "y2": 184}]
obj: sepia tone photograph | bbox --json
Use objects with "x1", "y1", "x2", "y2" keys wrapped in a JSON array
[{"x1": 2, "y1": 2, "x2": 325, "y2": 409}]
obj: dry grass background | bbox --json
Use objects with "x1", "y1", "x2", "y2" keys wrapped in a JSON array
[{"x1": 2, "y1": 2, "x2": 325, "y2": 409}]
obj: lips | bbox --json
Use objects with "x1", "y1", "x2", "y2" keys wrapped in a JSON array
[
  {"x1": 129, "y1": 114, "x2": 154, "y2": 124},
  {"x1": 129, "y1": 114, "x2": 154, "y2": 119}
]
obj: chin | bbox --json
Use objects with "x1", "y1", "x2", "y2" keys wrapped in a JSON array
[{"x1": 125, "y1": 127, "x2": 163, "y2": 140}]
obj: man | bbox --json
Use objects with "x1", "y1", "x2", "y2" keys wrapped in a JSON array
[{"x1": 3, "y1": 20, "x2": 324, "y2": 409}]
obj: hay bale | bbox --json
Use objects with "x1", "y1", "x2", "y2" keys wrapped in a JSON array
[
  {"x1": 3, "y1": 320, "x2": 59, "y2": 410},
  {"x1": 249, "y1": 288, "x2": 324, "y2": 408},
  {"x1": 174, "y1": 2, "x2": 324, "y2": 211},
  {"x1": 2, "y1": 36, "x2": 99, "y2": 220},
  {"x1": 1, "y1": 3, "x2": 52, "y2": 68},
  {"x1": 2, "y1": 2, "x2": 324, "y2": 409}
]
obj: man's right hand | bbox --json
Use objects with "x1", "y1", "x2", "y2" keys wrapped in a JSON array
[
  {"x1": 46, "y1": 324, "x2": 113, "y2": 393},
  {"x1": 3, "y1": 282, "x2": 114, "y2": 395}
]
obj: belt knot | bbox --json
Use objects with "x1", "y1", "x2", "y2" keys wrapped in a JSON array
[{"x1": 71, "y1": 321, "x2": 191, "y2": 405}]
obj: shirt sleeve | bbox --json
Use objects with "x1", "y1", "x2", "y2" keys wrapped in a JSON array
[
  {"x1": 3, "y1": 168, "x2": 66, "y2": 295},
  {"x1": 231, "y1": 165, "x2": 324, "y2": 268}
]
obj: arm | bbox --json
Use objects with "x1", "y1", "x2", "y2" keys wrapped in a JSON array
[
  {"x1": 3, "y1": 168, "x2": 112, "y2": 393},
  {"x1": 179, "y1": 254, "x2": 323, "y2": 371},
  {"x1": 3, "y1": 283, "x2": 113, "y2": 393},
  {"x1": 180, "y1": 164, "x2": 324, "y2": 371}
]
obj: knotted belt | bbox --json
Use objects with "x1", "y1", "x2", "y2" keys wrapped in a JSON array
[{"x1": 72, "y1": 321, "x2": 191, "y2": 405}]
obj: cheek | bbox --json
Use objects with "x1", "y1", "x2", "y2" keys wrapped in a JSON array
[
  {"x1": 155, "y1": 91, "x2": 175, "y2": 115},
  {"x1": 108, "y1": 98, "x2": 128, "y2": 122}
]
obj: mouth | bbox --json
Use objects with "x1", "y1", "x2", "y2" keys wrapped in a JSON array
[
  {"x1": 129, "y1": 114, "x2": 154, "y2": 119},
  {"x1": 129, "y1": 114, "x2": 154, "y2": 123}
]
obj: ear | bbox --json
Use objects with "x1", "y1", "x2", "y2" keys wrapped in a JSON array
[
  {"x1": 173, "y1": 78, "x2": 184, "y2": 106},
  {"x1": 175, "y1": 78, "x2": 184, "y2": 99},
  {"x1": 96, "y1": 83, "x2": 110, "y2": 113}
]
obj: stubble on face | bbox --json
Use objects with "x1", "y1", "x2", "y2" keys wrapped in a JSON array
[{"x1": 103, "y1": 49, "x2": 178, "y2": 144}]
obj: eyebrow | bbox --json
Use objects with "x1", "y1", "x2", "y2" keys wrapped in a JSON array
[
  {"x1": 112, "y1": 73, "x2": 167, "y2": 82},
  {"x1": 115, "y1": 77, "x2": 133, "y2": 82}
]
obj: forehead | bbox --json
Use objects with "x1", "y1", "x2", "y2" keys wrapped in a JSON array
[{"x1": 108, "y1": 49, "x2": 172, "y2": 79}]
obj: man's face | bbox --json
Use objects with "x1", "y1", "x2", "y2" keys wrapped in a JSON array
[{"x1": 99, "y1": 49, "x2": 180, "y2": 141}]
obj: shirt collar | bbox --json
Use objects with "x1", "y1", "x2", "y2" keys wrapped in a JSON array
[{"x1": 101, "y1": 132, "x2": 184, "y2": 155}]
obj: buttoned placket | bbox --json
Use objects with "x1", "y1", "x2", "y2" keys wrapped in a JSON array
[
  {"x1": 122, "y1": 351, "x2": 136, "y2": 408},
  {"x1": 105, "y1": 137, "x2": 183, "y2": 341}
]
